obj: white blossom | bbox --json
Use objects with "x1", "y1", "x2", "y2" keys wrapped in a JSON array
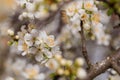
[
  {"x1": 22, "y1": 64, "x2": 45, "y2": 80},
  {"x1": 16, "y1": 25, "x2": 61, "y2": 63},
  {"x1": 5, "y1": 76, "x2": 15, "y2": 80},
  {"x1": 45, "y1": 59, "x2": 59, "y2": 70},
  {"x1": 97, "y1": 34, "x2": 111, "y2": 46},
  {"x1": 77, "y1": 68, "x2": 87, "y2": 79}
]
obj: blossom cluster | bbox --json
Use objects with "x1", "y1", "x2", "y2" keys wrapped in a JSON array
[
  {"x1": 17, "y1": 0, "x2": 63, "y2": 20},
  {"x1": 9, "y1": 24, "x2": 61, "y2": 63},
  {"x1": 46, "y1": 54, "x2": 87, "y2": 79},
  {"x1": 64, "y1": 0, "x2": 111, "y2": 46}
]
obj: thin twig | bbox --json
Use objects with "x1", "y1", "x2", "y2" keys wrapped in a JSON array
[{"x1": 79, "y1": 20, "x2": 92, "y2": 70}]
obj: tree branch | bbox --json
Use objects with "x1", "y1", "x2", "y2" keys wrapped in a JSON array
[
  {"x1": 79, "y1": 20, "x2": 92, "y2": 70},
  {"x1": 111, "y1": 60, "x2": 120, "y2": 75},
  {"x1": 84, "y1": 49, "x2": 120, "y2": 80}
]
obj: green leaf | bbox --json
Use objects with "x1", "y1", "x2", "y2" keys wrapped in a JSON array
[
  {"x1": 100, "y1": 2, "x2": 109, "y2": 8},
  {"x1": 107, "y1": 8, "x2": 114, "y2": 16},
  {"x1": 86, "y1": 10, "x2": 93, "y2": 14},
  {"x1": 8, "y1": 41, "x2": 13, "y2": 46},
  {"x1": 22, "y1": 3, "x2": 26, "y2": 9},
  {"x1": 50, "y1": 73, "x2": 56, "y2": 78}
]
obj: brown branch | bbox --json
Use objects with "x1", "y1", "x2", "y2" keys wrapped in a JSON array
[
  {"x1": 83, "y1": 49, "x2": 120, "y2": 80},
  {"x1": 111, "y1": 60, "x2": 120, "y2": 75},
  {"x1": 79, "y1": 20, "x2": 92, "y2": 70}
]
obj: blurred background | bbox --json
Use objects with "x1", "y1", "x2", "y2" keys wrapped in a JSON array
[{"x1": 0, "y1": 0, "x2": 120, "y2": 80}]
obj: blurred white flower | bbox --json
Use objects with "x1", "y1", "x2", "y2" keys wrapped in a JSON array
[
  {"x1": 68, "y1": 19, "x2": 81, "y2": 34},
  {"x1": 83, "y1": 22, "x2": 91, "y2": 30},
  {"x1": 77, "y1": 68, "x2": 87, "y2": 79},
  {"x1": 19, "y1": 12, "x2": 34, "y2": 20},
  {"x1": 75, "y1": 58, "x2": 85, "y2": 66},
  {"x1": 35, "y1": 52, "x2": 44, "y2": 62},
  {"x1": 100, "y1": 11, "x2": 110, "y2": 24},
  {"x1": 84, "y1": 0, "x2": 97, "y2": 12},
  {"x1": 22, "y1": 64, "x2": 45, "y2": 80},
  {"x1": 5, "y1": 76, "x2": 14, "y2": 80},
  {"x1": 16, "y1": 0, "x2": 28, "y2": 7},
  {"x1": 97, "y1": 34, "x2": 111, "y2": 46},
  {"x1": 12, "y1": 59, "x2": 26, "y2": 74},
  {"x1": 7, "y1": 29, "x2": 14, "y2": 36},
  {"x1": 26, "y1": 2, "x2": 35, "y2": 12},
  {"x1": 45, "y1": 59, "x2": 59, "y2": 70},
  {"x1": 91, "y1": 13, "x2": 100, "y2": 24},
  {"x1": 64, "y1": 0, "x2": 110, "y2": 46},
  {"x1": 92, "y1": 23, "x2": 104, "y2": 37},
  {"x1": 18, "y1": 0, "x2": 50, "y2": 20},
  {"x1": 34, "y1": 6, "x2": 49, "y2": 19}
]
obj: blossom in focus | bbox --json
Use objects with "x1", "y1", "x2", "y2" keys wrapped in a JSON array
[
  {"x1": 63, "y1": 0, "x2": 111, "y2": 46},
  {"x1": 10, "y1": 24, "x2": 61, "y2": 63}
]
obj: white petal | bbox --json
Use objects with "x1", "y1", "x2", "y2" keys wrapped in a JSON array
[
  {"x1": 24, "y1": 33, "x2": 32, "y2": 40},
  {"x1": 31, "y1": 29, "x2": 39, "y2": 37},
  {"x1": 24, "y1": 33, "x2": 33, "y2": 46},
  {"x1": 18, "y1": 45, "x2": 23, "y2": 51},
  {"x1": 21, "y1": 51, "x2": 27, "y2": 56},
  {"x1": 28, "y1": 47, "x2": 37, "y2": 54},
  {"x1": 39, "y1": 31, "x2": 47, "y2": 41},
  {"x1": 44, "y1": 50, "x2": 53, "y2": 58},
  {"x1": 35, "y1": 53, "x2": 44, "y2": 62},
  {"x1": 34, "y1": 73, "x2": 45, "y2": 80},
  {"x1": 26, "y1": 3, "x2": 35, "y2": 12},
  {"x1": 45, "y1": 59, "x2": 59, "y2": 70}
]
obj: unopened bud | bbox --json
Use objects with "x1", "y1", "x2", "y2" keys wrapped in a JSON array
[
  {"x1": 75, "y1": 58, "x2": 84, "y2": 66},
  {"x1": 66, "y1": 60, "x2": 72, "y2": 66},
  {"x1": 15, "y1": 35, "x2": 19, "y2": 39},
  {"x1": 60, "y1": 59, "x2": 67, "y2": 66},
  {"x1": 57, "y1": 68, "x2": 64, "y2": 75},
  {"x1": 54, "y1": 54, "x2": 62, "y2": 61},
  {"x1": 64, "y1": 70, "x2": 70, "y2": 76},
  {"x1": 7, "y1": 29, "x2": 14, "y2": 36}
]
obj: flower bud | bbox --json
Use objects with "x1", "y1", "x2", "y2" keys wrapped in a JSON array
[
  {"x1": 60, "y1": 59, "x2": 67, "y2": 66},
  {"x1": 54, "y1": 54, "x2": 62, "y2": 61},
  {"x1": 57, "y1": 68, "x2": 64, "y2": 75},
  {"x1": 64, "y1": 70, "x2": 70, "y2": 76},
  {"x1": 75, "y1": 58, "x2": 84, "y2": 66},
  {"x1": 66, "y1": 60, "x2": 72, "y2": 66},
  {"x1": 15, "y1": 35, "x2": 19, "y2": 40},
  {"x1": 77, "y1": 68, "x2": 87, "y2": 79},
  {"x1": 7, "y1": 29, "x2": 14, "y2": 36}
]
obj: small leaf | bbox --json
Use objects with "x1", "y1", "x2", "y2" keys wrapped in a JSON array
[
  {"x1": 50, "y1": 73, "x2": 56, "y2": 78},
  {"x1": 107, "y1": 8, "x2": 114, "y2": 16},
  {"x1": 100, "y1": 2, "x2": 109, "y2": 8},
  {"x1": 8, "y1": 41, "x2": 13, "y2": 46}
]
